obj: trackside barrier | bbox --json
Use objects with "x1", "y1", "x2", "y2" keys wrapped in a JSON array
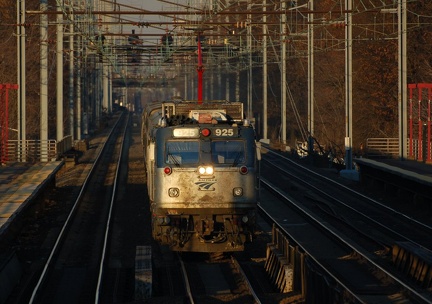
[
  {"x1": 393, "y1": 242, "x2": 432, "y2": 289},
  {"x1": 265, "y1": 225, "x2": 354, "y2": 303},
  {"x1": 265, "y1": 225, "x2": 301, "y2": 294}
]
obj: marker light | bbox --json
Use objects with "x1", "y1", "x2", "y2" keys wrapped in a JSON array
[
  {"x1": 233, "y1": 187, "x2": 243, "y2": 197},
  {"x1": 168, "y1": 187, "x2": 180, "y2": 197},
  {"x1": 198, "y1": 166, "x2": 214, "y2": 175},
  {"x1": 239, "y1": 166, "x2": 248, "y2": 174},
  {"x1": 164, "y1": 166, "x2": 172, "y2": 175},
  {"x1": 201, "y1": 128, "x2": 211, "y2": 137}
]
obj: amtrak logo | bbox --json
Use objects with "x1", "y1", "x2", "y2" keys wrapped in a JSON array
[{"x1": 195, "y1": 181, "x2": 216, "y2": 191}]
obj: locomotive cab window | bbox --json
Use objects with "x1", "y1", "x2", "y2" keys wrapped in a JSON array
[
  {"x1": 166, "y1": 141, "x2": 199, "y2": 165},
  {"x1": 211, "y1": 141, "x2": 245, "y2": 165}
]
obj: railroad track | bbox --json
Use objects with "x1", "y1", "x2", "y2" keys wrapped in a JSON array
[
  {"x1": 258, "y1": 148, "x2": 432, "y2": 303},
  {"x1": 5, "y1": 112, "x2": 278, "y2": 303},
  {"x1": 262, "y1": 149, "x2": 432, "y2": 250},
  {"x1": 149, "y1": 224, "x2": 287, "y2": 303},
  {"x1": 24, "y1": 112, "x2": 129, "y2": 303},
  {"x1": 158, "y1": 252, "x2": 262, "y2": 303},
  {"x1": 7, "y1": 120, "x2": 430, "y2": 303}
]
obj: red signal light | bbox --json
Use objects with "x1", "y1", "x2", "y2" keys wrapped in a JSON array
[
  {"x1": 164, "y1": 166, "x2": 172, "y2": 175},
  {"x1": 201, "y1": 128, "x2": 211, "y2": 137},
  {"x1": 239, "y1": 166, "x2": 248, "y2": 174}
]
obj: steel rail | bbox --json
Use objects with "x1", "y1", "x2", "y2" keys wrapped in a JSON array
[
  {"x1": 261, "y1": 154, "x2": 432, "y2": 253},
  {"x1": 179, "y1": 255, "x2": 195, "y2": 304},
  {"x1": 265, "y1": 148, "x2": 432, "y2": 233},
  {"x1": 28, "y1": 112, "x2": 126, "y2": 304},
  {"x1": 231, "y1": 256, "x2": 261, "y2": 304},
  {"x1": 95, "y1": 113, "x2": 130, "y2": 303},
  {"x1": 256, "y1": 185, "x2": 365, "y2": 303},
  {"x1": 260, "y1": 150, "x2": 432, "y2": 303},
  {"x1": 259, "y1": 178, "x2": 430, "y2": 303}
]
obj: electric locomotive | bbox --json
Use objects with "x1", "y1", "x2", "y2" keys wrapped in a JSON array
[{"x1": 142, "y1": 98, "x2": 260, "y2": 252}]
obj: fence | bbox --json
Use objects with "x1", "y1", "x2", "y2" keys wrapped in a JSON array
[
  {"x1": 408, "y1": 83, "x2": 432, "y2": 163},
  {"x1": 1, "y1": 135, "x2": 73, "y2": 163},
  {"x1": 366, "y1": 137, "x2": 431, "y2": 161},
  {"x1": 366, "y1": 138, "x2": 400, "y2": 158}
]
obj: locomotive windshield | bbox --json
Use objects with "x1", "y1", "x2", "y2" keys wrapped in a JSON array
[
  {"x1": 211, "y1": 141, "x2": 245, "y2": 165},
  {"x1": 166, "y1": 141, "x2": 199, "y2": 165},
  {"x1": 164, "y1": 140, "x2": 245, "y2": 166}
]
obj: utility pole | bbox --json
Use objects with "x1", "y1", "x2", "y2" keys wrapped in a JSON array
[
  {"x1": 77, "y1": 35, "x2": 83, "y2": 139},
  {"x1": 17, "y1": 0, "x2": 26, "y2": 161},
  {"x1": 262, "y1": 0, "x2": 268, "y2": 141},
  {"x1": 281, "y1": 0, "x2": 287, "y2": 145},
  {"x1": 398, "y1": 0, "x2": 408, "y2": 160},
  {"x1": 341, "y1": 0, "x2": 359, "y2": 180},
  {"x1": 68, "y1": 6, "x2": 75, "y2": 141},
  {"x1": 56, "y1": 1, "x2": 64, "y2": 141},
  {"x1": 344, "y1": 0, "x2": 353, "y2": 170},
  {"x1": 40, "y1": 0, "x2": 49, "y2": 162},
  {"x1": 247, "y1": 0, "x2": 252, "y2": 119},
  {"x1": 308, "y1": 0, "x2": 314, "y2": 155},
  {"x1": 102, "y1": 0, "x2": 110, "y2": 114}
]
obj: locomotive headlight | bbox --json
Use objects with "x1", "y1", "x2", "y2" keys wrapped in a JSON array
[
  {"x1": 205, "y1": 166, "x2": 214, "y2": 175},
  {"x1": 198, "y1": 165, "x2": 214, "y2": 175},
  {"x1": 168, "y1": 187, "x2": 180, "y2": 197},
  {"x1": 233, "y1": 187, "x2": 243, "y2": 197}
]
